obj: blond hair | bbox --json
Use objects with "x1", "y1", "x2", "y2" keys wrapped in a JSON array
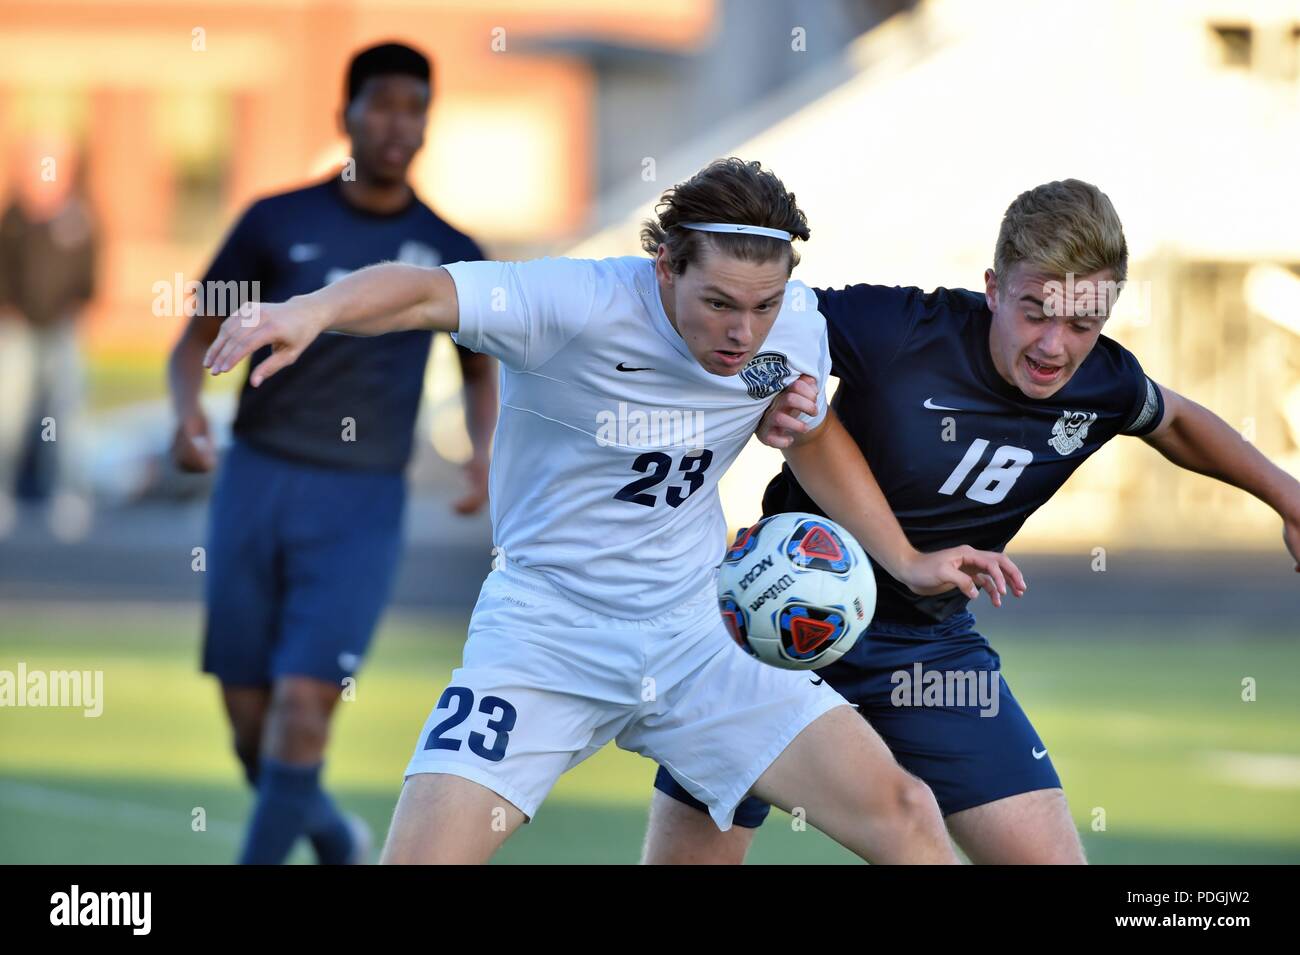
[{"x1": 994, "y1": 179, "x2": 1128, "y2": 285}]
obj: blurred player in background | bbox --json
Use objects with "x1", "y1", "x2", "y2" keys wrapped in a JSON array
[
  {"x1": 646, "y1": 178, "x2": 1300, "y2": 864},
  {"x1": 202, "y1": 158, "x2": 1025, "y2": 864},
  {"x1": 0, "y1": 134, "x2": 97, "y2": 542},
  {"x1": 167, "y1": 42, "x2": 495, "y2": 864}
]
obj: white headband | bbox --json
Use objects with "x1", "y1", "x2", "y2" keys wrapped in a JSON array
[{"x1": 680, "y1": 221, "x2": 793, "y2": 242}]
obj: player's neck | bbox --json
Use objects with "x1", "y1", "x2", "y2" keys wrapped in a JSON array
[{"x1": 337, "y1": 175, "x2": 415, "y2": 215}]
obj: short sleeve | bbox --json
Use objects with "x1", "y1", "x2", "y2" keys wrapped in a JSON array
[
  {"x1": 198, "y1": 203, "x2": 271, "y2": 319},
  {"x1": 814, "y1": 284, "x2": 925, "y2": 389},
  {"x1": 449, "y1": 237, "x2": 486, "y2": 359},
  {"x1": 1118, "y1": 348, "x2": 1165, "y2": 436},
  {"x1": 446, "y1": 257, "x2": 597, "y2": 372}
]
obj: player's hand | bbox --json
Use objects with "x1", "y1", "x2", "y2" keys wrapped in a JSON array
[
  {"x1": 1284, "y1": 514, "x2": 1300, "y2": 573},
  {"x1": 453, "y1": 455, "x2": 490, "y2": 515},
  {"x1": 896, "y1": 546, "x2": 1027, "y2": 608},
  {"x1": 171, "y1": 409, "x2": 217, "y2": 473},
  {"x1": 202, "y1": 298, "x2": 326, "y2": 387},
  {"x1": 758, "y1": 374, "x2": 818, "y2": 449}
]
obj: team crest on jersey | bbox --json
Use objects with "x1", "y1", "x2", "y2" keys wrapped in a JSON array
[
  {"x1": 739, "y1": 352, "x2": 791, "y2": 400},
  {"x1": 1048, "y1": 410, "x2": 1098, "y2": 455}
]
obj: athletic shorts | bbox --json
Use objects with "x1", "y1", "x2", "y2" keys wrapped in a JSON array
[
  {"x1": 202, "y1": 438, "x2": 406, "y2": 686},
  {"x1": 403, "y1": 559, "x2": 849, "y2": 829},
  {"x1": 655, "y1": 611, "x2": 1061, "y2": 826}
]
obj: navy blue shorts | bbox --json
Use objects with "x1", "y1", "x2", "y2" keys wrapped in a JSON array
[
  {"x1": 201, "y1": 439, "x2": 406, "y2": 687},
  {"x1": 654, "y1": 612, "x2": 1061, "y2": 826}
]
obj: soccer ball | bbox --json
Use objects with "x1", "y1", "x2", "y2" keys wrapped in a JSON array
[{"x1": 717, "y1": 512, "x2": 875, "y2": 670}]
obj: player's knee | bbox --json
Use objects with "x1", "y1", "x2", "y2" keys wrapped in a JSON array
[
  {"x1": 275, "y1": 700, "x2": 329, "y2": 742},
  {"x1": 642, "y1": 808, "x2": 751, "y2": 865},
  {"x1": 265, "y1": 689, "x2": 331, "y2": 756},
  {"x1": 880, "y1": 770, "x2": 942, "y2": 833}
]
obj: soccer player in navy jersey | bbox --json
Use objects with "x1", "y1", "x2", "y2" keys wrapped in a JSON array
[
  {"x1": 199, "y1": 157, "x2": 1029, "y2": 865},
  {"x1": 167, "y1": 43, "x2": 496, "y2": 864},
  {"x1": 646, "y1": 179, "x2": 1300, "y2": 864}
]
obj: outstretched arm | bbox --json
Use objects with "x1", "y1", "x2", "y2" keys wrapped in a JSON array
[
  {"x1": 1142, "y1": 384, "x2": 1300, "y2": 571},
  {"x1": 203, "y1": 263, "x2": 459, "y2": 386},
  {"x1": 782, "y1": 406, "x2": 1026, "y2": 605}
]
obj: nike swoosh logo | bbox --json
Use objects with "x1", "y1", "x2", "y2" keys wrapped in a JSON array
[
  {"x1": 923, "y1": 398, "x2": 961, "y2": 411},
  {"x1": 288, "y1": 243, "x2": 323, "y2": 262},
  {"x1": 616, "y1": 362, "x2": 655, "y2": 372},
  {"x1": 809, "y1": 676, "x2": 824, "y2": 686},
  {"x1": 1032, "y1": 747, "x2": 1048, "y2": 759}
]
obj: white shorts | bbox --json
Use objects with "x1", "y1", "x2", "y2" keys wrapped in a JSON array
[{"x1": 404, "y1": 560, "x2": 849, "y2": 829}]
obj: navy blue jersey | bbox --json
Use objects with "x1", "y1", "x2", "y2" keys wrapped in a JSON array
[
  {"x1": 762, "y1": 283, "x2": 1165, "y2": 625},
  {"x1": 200, "y1": 177, "x2": 484, "y2": 472}
]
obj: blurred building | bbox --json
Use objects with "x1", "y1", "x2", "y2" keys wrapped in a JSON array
[
  {"x1": 2, "y1": 0, "x2": 1296, "y2": 551},
  {"x1": 574, "y1": 0, "x2": 1300, "y2": 551},
  {"x1": 0, "y1": 0, "x2": 886, "y2": 353}
]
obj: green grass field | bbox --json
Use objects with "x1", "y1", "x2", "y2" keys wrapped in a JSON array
[{"x1": 2, "y1": 603, "x2": 1298, "y2": 864}]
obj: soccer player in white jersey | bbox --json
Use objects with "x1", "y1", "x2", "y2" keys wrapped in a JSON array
[{"x1": 203, "y1": 158, "x2": 1024, "y2": 864}]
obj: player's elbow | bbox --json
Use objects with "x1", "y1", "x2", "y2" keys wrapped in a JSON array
[{"x1": 417, "y1": 265, "x2": 461, "y2": 333}]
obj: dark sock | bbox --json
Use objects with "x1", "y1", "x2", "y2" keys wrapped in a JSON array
[
  {"x1": 238, "y1": 759, "x2": 327, "y2": 864},
  {"x1": 235, "y1": 749, "x2": 354, "y2": 863},
  {"x1": 306, "y1": 787, "x2": 356, "y2": 865}
]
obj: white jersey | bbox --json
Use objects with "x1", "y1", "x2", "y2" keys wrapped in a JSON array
[{"x1": 447, "y1": 255, "x2": 830, "y2": 619}]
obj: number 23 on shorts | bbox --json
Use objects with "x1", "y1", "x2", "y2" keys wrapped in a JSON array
[{"x1": 423, "y1": 686, "x2": 518, "y2": 762}]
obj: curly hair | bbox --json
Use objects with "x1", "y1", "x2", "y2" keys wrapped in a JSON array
[{"x1": 640, "y1": 158, "x2": 811, "y2": 275}]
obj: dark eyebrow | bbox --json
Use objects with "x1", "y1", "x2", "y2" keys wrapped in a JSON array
[{"x1": 701, "y1": 285, "x2": 786, "y2": 304}]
